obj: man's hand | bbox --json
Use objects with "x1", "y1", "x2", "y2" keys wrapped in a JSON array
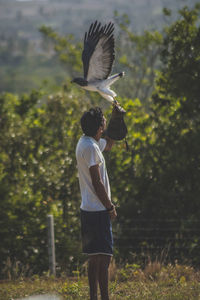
[{"x1": 108, "y1": 205, "x2": 117, "y2": 220}]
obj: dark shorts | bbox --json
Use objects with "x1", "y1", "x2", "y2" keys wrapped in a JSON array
[{"x1": 80, "y1": 209, "x2": 113, "y2": 256}]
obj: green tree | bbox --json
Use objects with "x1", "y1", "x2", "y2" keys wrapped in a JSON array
[
  {"x1": 109, "y1": 4, "x2": 200, "y2": 265},
  {"x1": 0, "y1": 87, "x2": 93, "y2": 278}
]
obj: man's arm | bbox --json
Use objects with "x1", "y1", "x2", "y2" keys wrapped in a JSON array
[
  {"x1": 89, "y1": 164, "x2": 117, "y2": 218},
  {"x1": 103, "y1": 136, "x2": 115, "y2": 152}
]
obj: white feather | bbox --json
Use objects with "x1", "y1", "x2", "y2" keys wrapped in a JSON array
[
  {"x1": 86, "y1": 36, "x2": 112, "y2": 81},
  {"x1": 81, "y1": 72, "x2": 123, "y2": 102},
  {"x1": 98, "y1": 92, "x2": 114, "y2": 103}
]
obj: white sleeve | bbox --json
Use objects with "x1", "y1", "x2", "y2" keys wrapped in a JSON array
[
  {"x1": 82, "y1": 144, "x2": 103, "y2": 168},
  {"x1": 98, "y1": 138, "x2": 107, "y2": 152}
]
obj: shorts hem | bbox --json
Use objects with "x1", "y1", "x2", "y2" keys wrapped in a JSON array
[{"x1": 83, "y1": 252, "x2": 113, "y2": 256}]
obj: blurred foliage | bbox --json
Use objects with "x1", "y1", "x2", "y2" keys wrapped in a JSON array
[
  {"x1": 39, "y1": 25, "x2": 83, "y2": 75},
  {"x1": 1, "y1": 4, "x2": 200, "y2": 279},
  {"x1": 0, "y1": 32, "x2": 67, "y2": 94},
  {"x1": 0, "y1": 86, "x2": 94, "y2": 278},
  {"x1": 113, "y1": 12, "x2": 163, "y2": 103}
]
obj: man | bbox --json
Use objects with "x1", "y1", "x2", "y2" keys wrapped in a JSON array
[{"x1": 76, "y1": 107, "x2": 117, "y2": 300}]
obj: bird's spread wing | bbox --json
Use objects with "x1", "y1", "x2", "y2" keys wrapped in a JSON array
[{"x1": 82, "y1": 21, "x2": 115, "y2": 81}]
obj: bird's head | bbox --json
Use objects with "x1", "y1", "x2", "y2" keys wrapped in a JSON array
[{"x1": 71, "y1": 77, "x2": 88, "y2": 86}]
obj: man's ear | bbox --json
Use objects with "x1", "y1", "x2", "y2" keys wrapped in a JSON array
[{"x1": 93, "y1": 126, "x2": 103, "y2": 140}]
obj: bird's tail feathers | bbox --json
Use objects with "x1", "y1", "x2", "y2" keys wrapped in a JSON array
[
  {"x1": 119, "y1": 71, "x2": 125, "y2": 77},
  {"x1": 107, "y1": 72, "x2": 125, "y2": 86}
]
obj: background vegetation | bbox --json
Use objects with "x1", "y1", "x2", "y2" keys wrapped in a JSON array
[{"x1": 1, "y1": 0, "x2": 200, "y2": 285}]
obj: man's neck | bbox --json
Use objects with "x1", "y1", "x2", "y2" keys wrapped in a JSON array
[
  {"x1": 93, "y1": 134, "x2": 100, "y2": 142},
  {"x1": 92, "y1": 130, "x2": 101, "y2": 141}
]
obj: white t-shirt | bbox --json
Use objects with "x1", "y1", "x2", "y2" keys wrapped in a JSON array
[{"x1": 76, "y1": 135, "x2": 111, "y2": 211}]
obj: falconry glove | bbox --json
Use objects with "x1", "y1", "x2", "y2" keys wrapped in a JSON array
[{"x1": 106, "y1": 103, "x2": 128, "y2": 141}]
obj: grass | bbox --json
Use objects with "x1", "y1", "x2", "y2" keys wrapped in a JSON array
[{"x1": 1, "y1": 262, "x2": 200, "y2": 299}]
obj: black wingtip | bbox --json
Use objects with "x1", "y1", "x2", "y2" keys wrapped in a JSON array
[{"x1": 86, "y1": 20, "x2": 115, "y2": 36}]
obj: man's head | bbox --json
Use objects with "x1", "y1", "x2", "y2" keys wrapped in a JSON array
[{"x1": 81, "y1": 107, "x2": 106, "y2": 137}]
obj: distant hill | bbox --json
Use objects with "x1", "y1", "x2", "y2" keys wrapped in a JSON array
[{"x1": 0, "y1": 0, "x2": 198, "y2": 38}]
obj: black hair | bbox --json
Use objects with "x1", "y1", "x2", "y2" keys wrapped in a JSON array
[{"x1": 80, "y1": 107, "x2": 104, "y2": 137}]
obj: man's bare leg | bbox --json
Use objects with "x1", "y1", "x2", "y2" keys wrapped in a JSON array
[
  {"x1": 88, "y1": 255, "x2": 100, "y2": 300},
  {"x1": 98, "y1": 255, "x2": 111, "y2": 300}
]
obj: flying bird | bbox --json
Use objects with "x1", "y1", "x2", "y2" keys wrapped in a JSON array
[{"x1": 71, "y1": 20, "x2": 125, "y2": 103}]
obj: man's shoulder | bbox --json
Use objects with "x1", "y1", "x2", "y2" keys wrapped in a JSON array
[
  {"x1": 80, "y1": 137, "x2": 106, "y2": 153},
  {"x1": 76, "y1": 136, "x2": 96, "y2": 155},
  {"x1": 78, "y1": 136, "x2": 95, "y2": 147}
]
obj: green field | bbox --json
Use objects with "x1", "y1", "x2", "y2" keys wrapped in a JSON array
[{"x1": 1, "y1": 262, "x2": 200, "y2": 299}]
